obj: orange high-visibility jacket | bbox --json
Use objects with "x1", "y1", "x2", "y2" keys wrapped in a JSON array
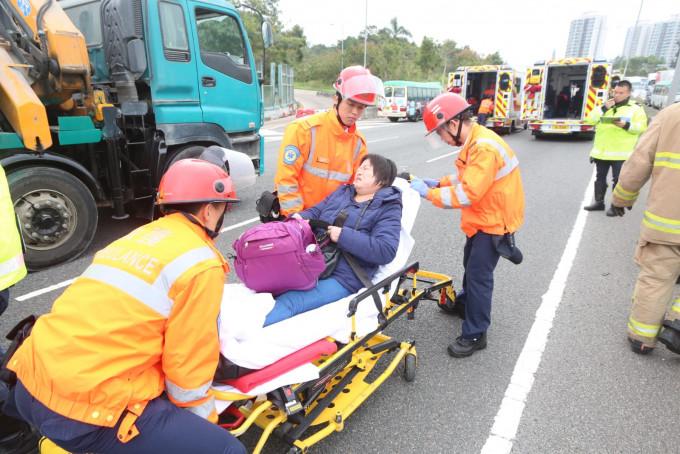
[
  {"x1": 275, "y1": 109, "x2": 367, "y2": 216},
  {"x1": 8, "y1": 213, "x2": 228, "y2": 442},
  {"x1": 426, "y1": 123, "x2": 524, "y2": 237},
  {"x1": 478, "y1": 98, "x2": 494, "y2": 115}
]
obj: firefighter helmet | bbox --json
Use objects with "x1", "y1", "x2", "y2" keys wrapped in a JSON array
[
  {"x1": 423, "y1": 93, "x2": 471, "y2": 135},
  {"x1": 156, "y1": 159, "x2": 240, "y2": 206},
  {"x1": 333, "y1": 66, "x2": 384, "y2": 105}
]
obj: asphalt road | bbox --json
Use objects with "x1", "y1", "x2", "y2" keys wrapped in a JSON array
[{"x1": 2, "y1": 104, "x2": 677, "y2": 454}]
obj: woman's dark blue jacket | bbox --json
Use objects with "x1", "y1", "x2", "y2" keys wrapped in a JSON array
[{"x1": 298, "y1": 184, "x2": 403, "y2": 293}]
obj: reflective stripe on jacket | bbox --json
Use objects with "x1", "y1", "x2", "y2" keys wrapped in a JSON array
[
  {"x1": 9, "y1": 213, "x2": 228, "y2": 440},
  {"x1": 612, "y1": 102, "x2": 680, "y2": 245},
  {"x1": 275, "y1": 109, "x2": 367, "y2": 216},
  {"x1": 0, "y1": 164, "x2": 26, "y2": 290},
  {"x1": 586, "y1": 99, "x2": 647, "y2": 161},
  {"x1": 426, "y1": 123, "x2": 525, "y2": 237}
]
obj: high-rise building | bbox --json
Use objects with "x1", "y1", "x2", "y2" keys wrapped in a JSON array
[
  {"x1": 622, "y1": 15, "x2": 680, "y2": 66},
  {"x1": 565, "y1": 13, "x2": 607, "y2": 58}
]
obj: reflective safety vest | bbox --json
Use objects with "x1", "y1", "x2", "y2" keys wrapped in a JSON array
[
  {"x1": 426, "y1": 123, "x2": 525, "y2": 236},
  {"x1": 9, "y1": 213, "x2": 228, "y2": 441},
  {"x1": 275, "y1": 109, "x2": 367, "y2": 216},
  {"x1": 586, "y1": 99, "x2": 647, "y2": 161},
  {"x1": 0, "y1": 164, "x2": 26, "y2": 291},
  {"x1": 478, "y1": 98, "x2": 493, "y2": 115}
]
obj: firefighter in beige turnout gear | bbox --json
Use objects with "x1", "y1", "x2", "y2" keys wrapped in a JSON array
[{"x1": 611, "y1": 102, "x2": 680, "y2": 355}]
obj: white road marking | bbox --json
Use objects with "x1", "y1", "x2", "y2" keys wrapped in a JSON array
[
  {"x1": 426, "y1": 150, "x2": 460, "y2": 163},
  {"x1": 15, "y1": 279, "x2": 76, "y2": 302},
  {"x1": 15, "y1": 217, "x2": 262, "y2": 302},
  {"x1": 367, "y1": 136, "x2": 399, "y2": 144},
  {"x1": 480, "y1": 172, "x2": 595, "y2": 454}
]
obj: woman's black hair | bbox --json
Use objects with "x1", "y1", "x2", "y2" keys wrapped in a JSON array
[{"x1": 361, "y1": 154, "x2": 397, "y2": 188}]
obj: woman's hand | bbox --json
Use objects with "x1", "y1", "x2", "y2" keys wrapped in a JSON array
[
  {"x1": 328, "y1": 226, "x2": 342, "y2": 242},
  {"x1": 291, "y1": 213, "x2": 303, "y2": 220}
]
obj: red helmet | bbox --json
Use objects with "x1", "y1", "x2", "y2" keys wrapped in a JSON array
[
  {"x1": 156, "y1": 159, "x2": 240, "y2": 207},
  {"x1": 423, "y1": 93, "x2": 471, "y2": 135},
  {"x1": 333, "y1": 66, "x2": 384, "y2": 105}
]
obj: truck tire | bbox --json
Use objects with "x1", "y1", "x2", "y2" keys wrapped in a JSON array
[
  {"x1": 8, "y1": 167, "x2": 98, "y2": 270},
  {"x1": 165, "y1": 144, "x2": 208, "y2": 171}
]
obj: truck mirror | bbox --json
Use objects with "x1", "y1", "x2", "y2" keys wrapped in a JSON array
[{"x1": 262, "y1": 21, "x2": 274, "y2": 48}]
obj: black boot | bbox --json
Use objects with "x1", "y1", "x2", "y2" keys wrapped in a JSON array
[
  {"x1": 0, "y1": 421, "x2": 39, "y2": 454},
  {"x1": 584, "y1": 181, "x2": 607, "y2": 211},
  {"x1": 658, "y1": 319, "x2": 680, "y2": 355}
]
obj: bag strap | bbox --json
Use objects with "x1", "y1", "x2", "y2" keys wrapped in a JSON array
[
  {"x1": 310, "y1": 200, "x2": 385, "y2": 325},
  {"x1": 341, "y1": 250, "x2": 387, "y2": 327}
]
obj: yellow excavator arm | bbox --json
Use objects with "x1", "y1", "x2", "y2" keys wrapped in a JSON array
[{"x1": 0, "y1": 0, "x2": 92, "y2": 151}]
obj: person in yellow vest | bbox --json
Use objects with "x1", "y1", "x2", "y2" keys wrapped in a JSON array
[
  {"x1": 477, "y1": 94, "x2": 494, "y2": 127},
  {"x1": 610, "y1": 102, "x2": 680, "y2": 355},
  {"x1": 275, "y1": 66, "x2": 384, "y2": 216},
  {"x1": 2, "y1": 154, "x2": 248, "y2": 454},
  {"x1": 0, "y1": 162, "x2": 36, "y2": 453},
  {"x1": 583, "y1": 80, "x2": 647, "y2": 215}
]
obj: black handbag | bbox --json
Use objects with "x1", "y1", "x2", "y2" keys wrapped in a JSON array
[{"x1": 310, "y1": 200, "x2": 373, "y2": 280}]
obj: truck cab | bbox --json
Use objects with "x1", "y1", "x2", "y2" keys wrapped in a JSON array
[{"x1": 61, "y1": 0, "x2": 265, "y2": 171}]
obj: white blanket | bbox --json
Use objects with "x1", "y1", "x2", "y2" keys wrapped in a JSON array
[{"x1": 219, "y1": 178, "x2": 420, "y2": 370}]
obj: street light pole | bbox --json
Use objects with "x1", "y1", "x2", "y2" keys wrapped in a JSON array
[
  {"x1": 623, "y1": 0, "x2": 644, "y2": 77},
  {"x1": 363, "y1": 0, "x2": 367, "y2": 67}
]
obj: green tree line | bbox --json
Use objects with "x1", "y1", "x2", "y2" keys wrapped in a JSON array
[{"x1": 237, "y1": 0, "x2": 504, "y2": 88}]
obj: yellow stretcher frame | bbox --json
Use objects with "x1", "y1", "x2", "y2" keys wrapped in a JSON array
[{"x1": 213, "y1": 261, "x2": 456, "y2": 454}]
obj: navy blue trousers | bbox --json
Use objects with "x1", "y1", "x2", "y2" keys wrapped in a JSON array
[
  {"x1": 594, "y1": 159, "x2": 623, "y2": 187},
  {"x1": 457, "y1": 231, "x2": 500, "y2": 339},
  {"x1": 6, "y1": 381, "x2": 245, "y2": 454}
]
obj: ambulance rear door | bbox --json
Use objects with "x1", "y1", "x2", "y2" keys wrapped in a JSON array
[
  {"x1": 522, "y1": 66, "x2": 545, "y2": 120},
  {"x1": 495, "y1": 70, "x2": 512, "y2": 119},
  {"x1": 583, "y1": 62, "x2": 612, "y2": 120}
]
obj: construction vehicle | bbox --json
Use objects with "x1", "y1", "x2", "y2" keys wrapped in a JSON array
[
  {"x1": 521, "y1": 57, "x2": 613, "y2": 139},
  {"x1": 0, "y1": 0, "x2": 273, "y2": 269},
  {"x1": 447, "y1": 65, "x2": 525, "y2": 134}
]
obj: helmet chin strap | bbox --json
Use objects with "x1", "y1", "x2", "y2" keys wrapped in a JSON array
[
  {"x1": 334, "y1": 96, "x2": 349, "y2": 128},
  {"x1": 178, "y1": 210, "x2": 225, "y2": 240},
  {"x1": 444, "y1": 119, "x2": 464, "y2": 146}
]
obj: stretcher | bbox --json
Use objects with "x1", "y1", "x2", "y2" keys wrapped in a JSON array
[{"x1": 214, "y1": 179, "x2": 460, "y2": 453}]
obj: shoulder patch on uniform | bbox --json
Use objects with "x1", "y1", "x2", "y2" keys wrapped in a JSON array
[{"x1": 283, "y1": 145, "x2": 301, "y2": 165}]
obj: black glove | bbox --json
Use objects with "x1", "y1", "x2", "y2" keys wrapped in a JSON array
[
  {"x1": 610, "y1": 205, "x2": 632, "y2": 217},
  {"x1": 397, "y1": 171, "x2": 412, "y2": 181}
]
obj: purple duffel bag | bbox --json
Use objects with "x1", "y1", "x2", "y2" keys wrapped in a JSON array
[{"x1": 232, "y1": 218, "x2": 326, "y2": 296}]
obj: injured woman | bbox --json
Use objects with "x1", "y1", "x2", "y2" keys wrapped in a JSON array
[{"x1": 263, "y1": 153, "x2": 403, "y2": 326}]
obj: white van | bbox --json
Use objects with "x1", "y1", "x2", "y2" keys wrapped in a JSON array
[{"x1": 651, "y1": 80, "x2": 680, "y2": 109}]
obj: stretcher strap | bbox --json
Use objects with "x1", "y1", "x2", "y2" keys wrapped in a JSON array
[{"x1": 342, "y1": 250, "x2": 387, "y2": 327}]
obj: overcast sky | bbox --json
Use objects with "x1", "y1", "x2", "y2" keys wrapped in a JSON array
[{"x1": 277, "y1": 0, "x2": 678, "y2": 70}]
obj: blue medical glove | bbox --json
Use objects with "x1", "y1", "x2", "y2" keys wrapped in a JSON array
[
  {"x1": 422, "y1": 178, "x2": 439, "y2": 188},
  {"x1": 410, "y1": 178, "x2": 430, "y2": 198}
]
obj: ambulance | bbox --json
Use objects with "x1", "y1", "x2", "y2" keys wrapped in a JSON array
[
  {"x1": 522, "y1": 57, "x2": 613, "y2": 139},
  {"x1": 447, "y1": 65, "x2": 525, "y2": 134}
]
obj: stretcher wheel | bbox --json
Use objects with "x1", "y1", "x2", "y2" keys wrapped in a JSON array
[
  {"x1": 286, "y1": 447, "x2": 303, "y2": 454},
  {"x1": 404, "y1": 353, "x2": 416, "y2": 382}
]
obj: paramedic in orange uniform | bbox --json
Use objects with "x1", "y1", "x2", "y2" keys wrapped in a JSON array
[
  {"x1": 3, "y1": 155, "x2": 247, "y2": 454},
  {"x1": 477, "y1": 94, "x2": 494, "y2": 126},
  {"x1": 275, "y1": 66, "x2": 384, "y2": 216},
  {"x1": 410, "y1": 93, "x2": 525, "y2": 358}
]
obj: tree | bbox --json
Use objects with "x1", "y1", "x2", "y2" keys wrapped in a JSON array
[
  {"x1": 386, "y1": 17, "x2": 412, "y2": 41},
  {"x1": 483, "y1": 51, "x2": 504, "y2": 65},
  {"x1": 456, "y1": 46, "x2": 483, "y2": 67},
  {"x1": 440, "y1": 39, "x2": 460, "y2": 84},
  {"x1": 418, "y1": 37, "x2": 442, "y2": 82}
]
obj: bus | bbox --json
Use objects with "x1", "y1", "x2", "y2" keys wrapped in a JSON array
[
  {"x1": 650, "y1": 80, "x2": 680, "y2": 109},
  {"x1": 378, "y1": 81, "x2": 442, "y2": 122}
]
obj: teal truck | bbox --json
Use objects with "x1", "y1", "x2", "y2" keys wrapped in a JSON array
[{"x1": 0, "y1": 0, "x2": 272, "y2": 269}]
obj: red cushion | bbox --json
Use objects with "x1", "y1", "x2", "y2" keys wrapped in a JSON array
[{"x1": 223, "y1": 338, "x2": 337, "y2": 393}]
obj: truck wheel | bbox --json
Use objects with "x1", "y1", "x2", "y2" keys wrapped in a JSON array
[
  {"x1": 165, "y1": 144, "x2": 208, "y2": 172},
  {"x1": 8, "y1": 167, "x2": 98, "y2": 270}
]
